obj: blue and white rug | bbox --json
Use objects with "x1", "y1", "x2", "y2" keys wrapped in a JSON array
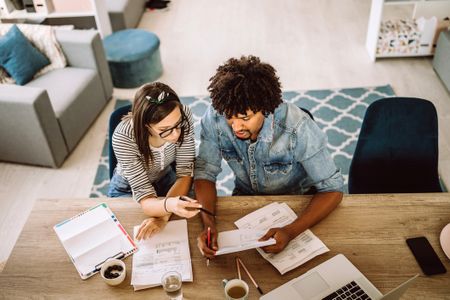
[{"x1": 90, "y1": 85, "x2": 395, "y2": 197}]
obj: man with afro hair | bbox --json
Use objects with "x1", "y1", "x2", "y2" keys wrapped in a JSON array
[{"x1": 194, "y1": 56, "x2": 343, "y2": 258}]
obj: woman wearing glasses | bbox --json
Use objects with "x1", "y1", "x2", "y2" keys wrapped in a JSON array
[{"x1": 108, "y1": 82, "x2": 201, "y2": 239}]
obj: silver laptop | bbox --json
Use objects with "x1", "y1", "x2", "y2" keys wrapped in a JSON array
[{"x1": 260, "y1": 254, "x2": 419, "y2": 300}]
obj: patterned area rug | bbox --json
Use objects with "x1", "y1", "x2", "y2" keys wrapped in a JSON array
[{"x1": 90, "y1": 85, "x2": 395, "y2": 197}]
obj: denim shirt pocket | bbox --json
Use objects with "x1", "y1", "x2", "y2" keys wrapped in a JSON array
[
  {"x1": 263, "y1": 160, "x2": 293, "y2": 179},
  {"x1": 221, "y1": 148, "x2": 243, "y2": 165}
]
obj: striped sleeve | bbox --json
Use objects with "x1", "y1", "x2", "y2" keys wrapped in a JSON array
[
  {"x1": 175, "y1": 105, "x2": 195, "y2": 177},
  {"x1": 112, "y1": 120, "x2": 157, "y2": 202}
]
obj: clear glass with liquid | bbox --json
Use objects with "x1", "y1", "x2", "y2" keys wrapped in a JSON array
[{"x1": 161, "y1": 271, "x2": 183, "y2": 300}]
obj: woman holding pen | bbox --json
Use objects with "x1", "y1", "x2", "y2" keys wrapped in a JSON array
[{"x1": 108, "y1": 82, "x2": 202, "y2": 240}]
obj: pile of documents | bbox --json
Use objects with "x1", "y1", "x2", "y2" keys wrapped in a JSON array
[
  {"x1": 131, "y1": 219, "x2": 193, "y2": 291},
  {"x1": 215, "y1": 229, "x2": 276, "y2": 255},
  {"x1": 235, "y1": 202, "x2": 329, "y2": 274}
]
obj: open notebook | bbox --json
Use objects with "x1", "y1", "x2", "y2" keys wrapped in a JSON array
[{"x1": 54, "y1": 203, "x2": 137, "y2": 279}]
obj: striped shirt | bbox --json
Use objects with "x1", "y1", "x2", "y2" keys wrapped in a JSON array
[{"x1": 112, "y1": 105, "x2": 195, "y2": 202}]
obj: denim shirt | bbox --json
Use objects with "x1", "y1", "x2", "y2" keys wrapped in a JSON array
[{"x1": 194, "y1": 103, "x2": 344, "y2": 195}]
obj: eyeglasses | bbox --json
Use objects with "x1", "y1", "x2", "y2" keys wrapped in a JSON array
[{"x1": 158, "y1": 117, "x2": 187, "y2": 138}]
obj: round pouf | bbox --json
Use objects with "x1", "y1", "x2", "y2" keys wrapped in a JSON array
[{"x1": 103, "y1": 29, "x2": 163, "y2": 88}]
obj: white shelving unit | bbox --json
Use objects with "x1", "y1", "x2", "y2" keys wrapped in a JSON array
[
  {"x1": 0, "y1": 0, "x2": 111, "y2": 37},
  {"x1": 366, "y1": 0, "x2": 450, "y2": 61}
]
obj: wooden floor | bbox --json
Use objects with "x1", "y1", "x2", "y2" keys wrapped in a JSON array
[{"x1": 1, "y1": 0, "x2": 449, "y2": 270}]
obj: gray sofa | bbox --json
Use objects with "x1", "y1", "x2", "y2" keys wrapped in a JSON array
[{"x1": 0, "y1": 29, "x2": 113, "y2": 168}]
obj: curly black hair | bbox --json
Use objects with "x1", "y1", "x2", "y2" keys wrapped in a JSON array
[{"x1": 208, "y1": 55, "x2": 283, "y2": 118}]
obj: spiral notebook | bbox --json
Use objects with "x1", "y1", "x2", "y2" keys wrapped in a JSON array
[{"x1": 54, "y1": 203, "x2": 137, "y2": 279}]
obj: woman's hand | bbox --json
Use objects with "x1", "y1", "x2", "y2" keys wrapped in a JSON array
[
  {"x1": 136, "y1": 217, "x2": 168, "y2": 240},
  {"x1": 165, "y1": 196, "x2": 202, "y2": 218}
]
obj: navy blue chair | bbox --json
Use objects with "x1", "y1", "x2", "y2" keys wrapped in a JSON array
[
  {"x1": 348, "y1": 97, "x2": 442, "y2": 194},
  {"x1": 300, "y1": 107, "x2": 314, "y2": 121},
  {"x1": 109, "y1": 104, "x2": 132, "y2": 179}
]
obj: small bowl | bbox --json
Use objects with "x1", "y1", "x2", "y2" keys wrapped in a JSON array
[
  {"x1": 100, "y1": 258, "x2": 126, "y2": 286},
  {"x1": 440, "y1": 223, "x2": 450, "y2": 260}
]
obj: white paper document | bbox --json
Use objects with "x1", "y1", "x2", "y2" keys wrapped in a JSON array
[
  {"x1": 131, "y1": 219, "x2": 193, "y2": 291},
  {"x1": 235, "y1": 202, "x2": 329, "y2": 274},
  {"x1": 215, "y1": 229, "x2": 276, "y2": 255}
]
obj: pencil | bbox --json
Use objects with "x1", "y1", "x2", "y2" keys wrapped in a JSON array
[
  {"x1": 236, "y1": 257, "x2": 241, "y2": 280},
  {"x1": 179, "y1": 196, "x2": 216, "y2": 217},
  {"x1": 207, "y1": 226, "x2": 211, "y2": 267},
  {"x1": 237, "y1": 258, "x2": 263, "y2": 295}
]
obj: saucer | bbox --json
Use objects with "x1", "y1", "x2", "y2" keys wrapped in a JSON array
[{"x1": 439, "y1": 223, "x2": 450, "y2": 260}]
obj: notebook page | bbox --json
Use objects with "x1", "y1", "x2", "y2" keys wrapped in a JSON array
[
  {"x1": 131, "y1": 219, "x2": 192, "y2": 289},
  {"x1": 63, "y1": 218, "x2": 120, "y2": 260},
  {"x1": 54, "y1": 204, "x2": 111, "y2": 241},
  {"x1": 75, "y1": 234, "x2": 125, "y2": 275}
]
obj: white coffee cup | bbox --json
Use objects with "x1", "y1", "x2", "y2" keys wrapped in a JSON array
[
  {"x1": 100, "y1": 258, "x2": 126, "y2": 286},
  {"x1": 222, "y1": 278, "x2": 249, "y2": 300}
]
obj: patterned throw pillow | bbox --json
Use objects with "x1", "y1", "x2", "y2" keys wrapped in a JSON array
[
  {"x1": 0, "y1": 25, "x2": 50, "y2": 85},
  {"x1": 0, "y1": 24, "x2": 68, "y2": 84}
]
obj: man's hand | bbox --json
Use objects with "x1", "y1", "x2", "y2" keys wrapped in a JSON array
[
  {"x1": 197, "y1": 226, "x2": 218, "y2": 259},
  {"x1": 136, "y1": 217, "x2": 168, "y2": 240},
  {"x1": 259, "y1": 227, "x2": 292, "y2": 253}
]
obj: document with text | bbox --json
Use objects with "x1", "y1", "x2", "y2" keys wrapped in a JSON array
[
  {"x1": 235, "y1": 202, "x2": 329, "y2": 274},
  {"x1": 131, "y1": 219, "x2": 193, "y2": 291},
  {"x1": 215, "y1": 229, "x2": 276, "y2": 255}
]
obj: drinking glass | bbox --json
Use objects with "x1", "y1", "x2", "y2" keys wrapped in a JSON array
[{"x1": 161, "y1": 271, "x2": 183, "y2": 300}]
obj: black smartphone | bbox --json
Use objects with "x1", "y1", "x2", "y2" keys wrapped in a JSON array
[{"x1": 406, "y1": 236, "x2": 446, "y2": 275}]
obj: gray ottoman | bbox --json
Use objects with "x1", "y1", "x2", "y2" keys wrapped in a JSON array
[
  {"x1": 103, "y1": 29, "x2": 163, "y2": 88},
  {"x1": 433, "y1": 31, "x2": 450, "y2": 92}
]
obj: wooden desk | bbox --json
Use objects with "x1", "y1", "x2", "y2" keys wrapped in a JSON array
[{"x1": 0, "y1": 194, "x2": 449, "y2": 299}]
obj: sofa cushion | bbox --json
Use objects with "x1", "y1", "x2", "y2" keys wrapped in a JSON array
[
  {"x1": 0, "y1": 25, "x2": 50, "y2": 85},
  {"x1": 26, "y1": 67, "x2": 106, "y2": 150},
  {"x1": 26, "y1": 67, "x2": 96, "y2": 117},
  {"x1": 0, "y1": 24, "x2": 68, "y2": 84}
]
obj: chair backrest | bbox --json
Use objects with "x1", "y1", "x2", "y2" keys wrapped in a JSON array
[
  {"x1": 348, "y1": 97, "x2": 442, "y2": 194},
  {"x1": 300, "y1": 107, "x2": 314, "y2": 121},
  {"x1": 109, "y1": 104, "x2": 132, "y2": 179}
]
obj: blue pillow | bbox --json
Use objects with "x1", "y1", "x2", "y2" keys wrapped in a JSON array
[{"x1": 0, "y1": 25, "x2": 50, "y2": 85}]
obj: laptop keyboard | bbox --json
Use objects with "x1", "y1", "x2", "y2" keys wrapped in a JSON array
[{"x1": 322, "y1": 281, "x2": 372, "y2": 300}]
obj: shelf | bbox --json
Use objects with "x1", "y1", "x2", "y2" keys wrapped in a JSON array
[
  {"x1": 376, "y1": 53, "x2": 433, "y2": 57},
  {"x1": 0, "y1": 0, "x2": 111, "y2": 38},
  {"x1": 1, "y1": 10, "x2": 95, "y2": 20}
]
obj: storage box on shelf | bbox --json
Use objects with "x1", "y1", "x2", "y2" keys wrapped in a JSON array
[
  {"x1": 0, "y1": 0, "x2": 111, "y2": 37},
  {"x1": 366, "y1": 0, "x2": 450, "y2": 61}
]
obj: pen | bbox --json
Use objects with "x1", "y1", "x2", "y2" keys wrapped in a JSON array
[
  {"x1": 207, "y1": 226, "x2": 211, "y2": 267},
  {"x1": 237, "y1": 257, "x2": 263, "y2": 295},
  {"x1": 179, "y1": 196, "x2": 216, "y2": 217}
]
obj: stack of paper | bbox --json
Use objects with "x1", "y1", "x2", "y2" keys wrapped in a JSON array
[
  {"x1": 215, "y1": 229, "x2": 276, "y2": 255},
  {"x1": 131, "y1": 219, "x2": 193, "y2": 291},
  {"x1": 235, "y1": 202, "x2": 329, "y2": 274}
]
